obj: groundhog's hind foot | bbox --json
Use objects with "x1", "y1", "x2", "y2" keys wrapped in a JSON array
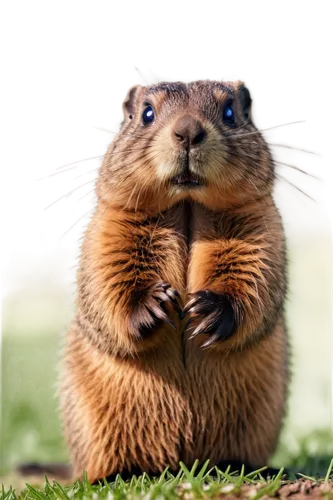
[
  {"x1": 131, "y1": 282, "x2": 182, "y2": 338},
  {"x1": 183, "y1": 291, "x2": 236, "y2": 347}
]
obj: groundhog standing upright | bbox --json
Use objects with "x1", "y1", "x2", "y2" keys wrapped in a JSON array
[{"x1": 60, "y1": 80, "x2": 288, "y2": 482}]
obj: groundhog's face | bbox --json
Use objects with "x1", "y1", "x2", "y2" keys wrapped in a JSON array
[{"x1": 98, "y1": 80, "x2": 274, "y2": 211}]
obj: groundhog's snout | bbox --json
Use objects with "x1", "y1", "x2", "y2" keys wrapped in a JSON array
[{"x1": 172, "y1": 114, "x2": 206, "y2": 148}]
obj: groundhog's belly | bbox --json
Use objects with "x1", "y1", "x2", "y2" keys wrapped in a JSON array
[
  {"x1": 64, "y1": 320, "x2": 286, "y2": 480},
  {"x1": 184, "y1": 322, "x2": 287, "y2": 468}
]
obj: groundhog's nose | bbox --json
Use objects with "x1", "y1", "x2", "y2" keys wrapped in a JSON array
[{"x1": 172, "y1": 115, "x2": 206, "y2": 147}]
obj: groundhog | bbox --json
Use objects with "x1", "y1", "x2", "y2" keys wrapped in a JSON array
[
  {"x1": 60, "y1": 80, "x2": 288, "y2": 483},
  {"x1": 58, "y1": 67, "x2": 289, "y2": 482}
]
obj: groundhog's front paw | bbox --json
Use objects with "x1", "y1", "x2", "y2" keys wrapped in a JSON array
[
  {"x1": 183, "y1": 290, "x2": 236, "y2": 347},
  {"x1": 130, "y1": 282, "x2": 182, "y2": 339}
]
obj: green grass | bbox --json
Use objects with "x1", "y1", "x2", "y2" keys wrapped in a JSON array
[{"x1": 1, "y1": 459, "x2": 333, "y2": 500}]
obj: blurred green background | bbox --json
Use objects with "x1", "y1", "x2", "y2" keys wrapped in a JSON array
[{"x1": 1, "y1": 234, "x2": 332, "y2": 475}]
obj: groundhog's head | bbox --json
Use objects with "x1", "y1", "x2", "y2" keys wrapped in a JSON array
[{"x1": 97, "y1": 80, "x2": 274, "y2": 212}]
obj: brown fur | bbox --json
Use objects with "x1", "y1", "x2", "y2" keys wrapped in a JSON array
[{"x1": 60, "y1": 80, "x2": 289, "y2": 482}]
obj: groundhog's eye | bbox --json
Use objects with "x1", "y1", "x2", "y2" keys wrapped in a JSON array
[
  {"x1": 222, "y1": 101, "x2": 235, "y2": 126},
  {"x1": 142, "y1": 105, "x2": 155, "y2": 125}
]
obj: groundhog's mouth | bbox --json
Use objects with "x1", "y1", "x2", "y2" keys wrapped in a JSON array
[{"x1": 171, "y1": 171, "x2": 204, "y2": 188}]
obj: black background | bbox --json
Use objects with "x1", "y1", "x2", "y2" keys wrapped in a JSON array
[{"x1": 0, "y1": 54, "x2": 330, "y2": 267}]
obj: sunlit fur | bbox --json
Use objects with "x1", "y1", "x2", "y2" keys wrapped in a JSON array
[{"x1": 60, "y1": 80, "x2": 288, "y2": 483}]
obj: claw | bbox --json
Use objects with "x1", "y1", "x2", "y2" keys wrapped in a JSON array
[
  {"x1": 160, "y1": 285, "x2": 183, "y2": 317},
  {"x1": 183, "y1": 296, "x2": 199, "y2": 315},
  {"x1": 147, "y1": 282, "x2": 182, "y2": 330},
  {"x1": 201, "y1": 334, "x2": 220, "y2": 349},
  {"x1": 187, "y1": 302, "x2": 206, "y2": 316},
  {"x1": 184, "y1": 290, "x2": 237, "y2": 346},
  {"x1": 160, "y1": 282, "x2": 170, "y2": 291},
  {"x1": 168, "y1": 296, "x2": 183, "y2": 316},
  {"x1": 152, "y1": 291, "x2": 170, "y2": 302},
  {"x1": 183, "y1": 316, "x2": 195, "y2": 331},
  {"x1": 147, "y1": 303, "x2": 168, "y2": 322},
  {"x1": 189, "y1": 322, "x2": 205, "y2": 339}
]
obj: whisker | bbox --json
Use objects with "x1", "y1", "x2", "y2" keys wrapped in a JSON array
[
  {"x1": 229, "y1": 141, "x2": 325, "y2": 163},
  {"x1": 36, "y1": 155, "x2": 103, "y2": 182},
  {"x1": 77, "y1": 189, "x2": 93, "y2": 203},
  {"x1": 275, "y1": 173, "x2": 316, "y2": 202},
  {"x1": 36, "y1": 141, "x2": 157, "y2": 186},
  {"x1": 224, "y1": 143, "x2": 270, "y2": 168},
  {"x1": 110, "y1": 149, "x2": 155, "y2": 175},
  {"x1": 91, "y1": 125, "x2": 116, "y2": 135},
  {"x1": 226, "y1": 120, "x2": 305, "y2": 139},
  {"x1": 103, "y1": 137, "x2": 155, "y2": 156},
  {"x1": 42, "y1": 180, "x2": 93, "y2": 212},
  {"x1": 274, "y1": 161, "x2": 321, "y2": 180},
  {"x1": 61, "y1": 209, "x2": 94, "y2": 239},
  {"x1": 55, "y1": 153, "x2": 103, "y2": 170},
  {"x1": 226, "y1": 137, "x2": 263, "y2": 147},
  {"x1": 39, "y1": 165, "x2": 99, "y2": 181},
  {"x1": 38, "y1": 165, "x2": 80, "y2": 180},
  {"x1": 74, "y1": 168, "x2": 100, "y2": 180},
  {"x1": 58, "y1": 211, "x2": 86, "y2": 242},
  {"x1": 274, "y1": 141, "x2": 324, "y2": 159},
  {"x1": 134, "y1": 65, "x2": 149, "y2": 85},
  {"x1": 104, "y1": 146, "x2": 147, "y2": 158}
]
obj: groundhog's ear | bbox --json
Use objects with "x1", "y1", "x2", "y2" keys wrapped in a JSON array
[
  {"x1": 233, "y1": 78, "x2": 256, "y2": 121},
  {"x1": 120, "y1": 65, "x2": 162, "y2": 119},
  {"x1": 133, "y1": 64, "x2": 163, "y2": 86},
  {"x1": 122, "y1": 85, "x2": 142, "y2": 120}
]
